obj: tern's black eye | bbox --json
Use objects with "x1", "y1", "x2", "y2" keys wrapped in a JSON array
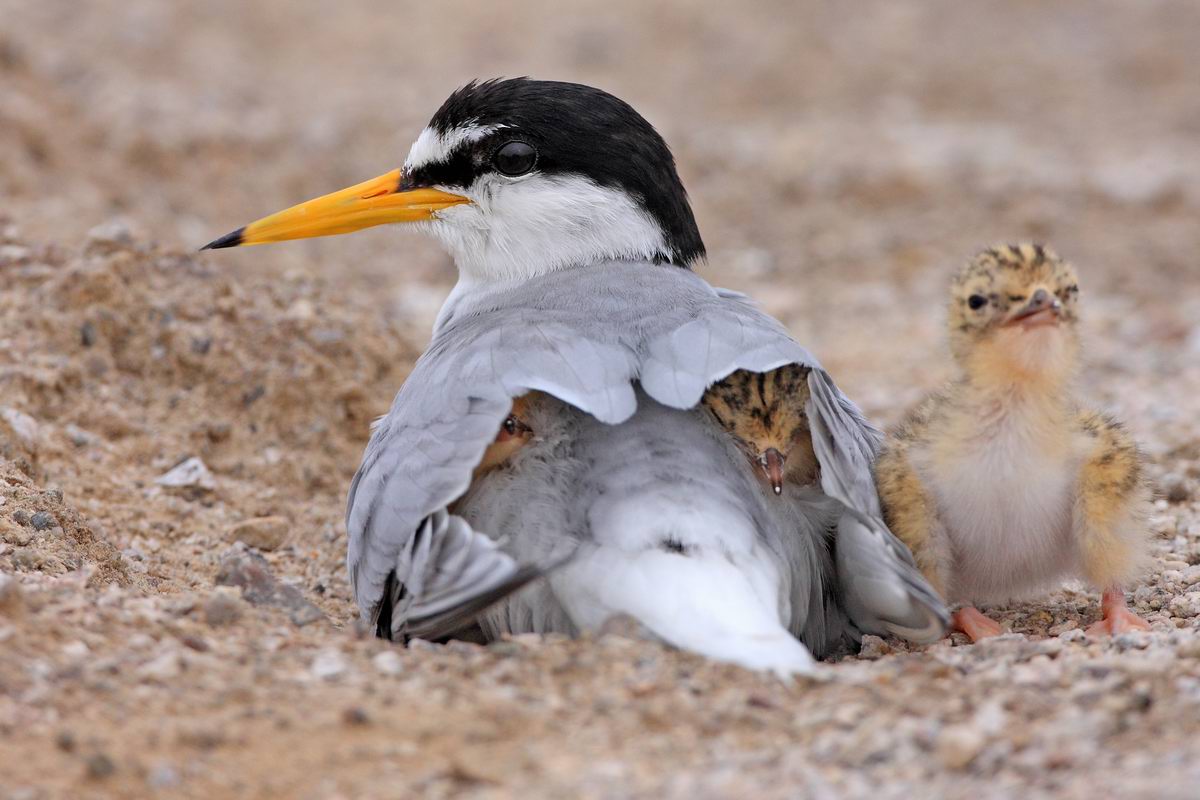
[
  {"x1": 968, "y1": 294, "x2": 988, "y2": 310},
  {"x1": 493, "y1": 141, "x2": 537, "y2": 176}
]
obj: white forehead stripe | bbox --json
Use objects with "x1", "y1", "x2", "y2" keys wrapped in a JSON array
[{"x1": 404, "y1": 123, "x2": 504, "y2": 171}]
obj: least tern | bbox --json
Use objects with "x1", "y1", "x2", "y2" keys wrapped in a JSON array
[
  {"x1": 205, "y1": 78, "x2": 947, "y2": 674},
  {"x1": 876, "y1": 245, "x2": 1151, "y2": 641}
]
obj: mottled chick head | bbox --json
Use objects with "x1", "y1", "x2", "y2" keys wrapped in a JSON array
[
  {"x1": 702, "y1": 366, "x2": 819, "y2": 494},
  {"x1": 948, "y1": 244, "x2": 1081, "y2": 382}
]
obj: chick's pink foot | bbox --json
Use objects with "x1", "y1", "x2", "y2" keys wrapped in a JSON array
[
  {"x1": 951, "y1": 606, "x2": 1004, "y2": 642},
  {"x1": 1087, "y1": 588, "x2": 1151, "y2": 637}
]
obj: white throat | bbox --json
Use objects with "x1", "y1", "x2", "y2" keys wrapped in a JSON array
[{"x1": 425, "y1": 172, "x2": 669, "y2": 282}]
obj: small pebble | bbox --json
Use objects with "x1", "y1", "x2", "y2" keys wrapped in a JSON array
[
  {"x1": 155, "y1": 457, "x2": 216, "y2": 492},
  {"x1": 0, "y1": 407, "x2": 40, "y2": 446},
  {"x1": 64, "y1": 424, "x2": 96, "y2": 448},
  {"x1": 55, "y1": 730, "x2": 76, "y2": 753},
  {"x1": 179, "y1": 634, "x2": 210, "y2": 652},
  {"x1": 342, "y1": 706, "x2": 370, "y2": 726},
  {"x1": 62, "y1": 640, "x2": 90, "y2": 660},
  {"x1": 1114, "y1": 632, "x2": 1151, "y2": 651},
  {"x1": 85, "y1": 752, "x2": 116, "y2": 779},
  {"x1": 203, "y1": 590, "x2": 244, "y2": 627},
  {"x1": 138, "y1": 650, "x2": 183, "y2": 680},
  {"x1": 85, "y1": 219, "x2": 134, "y2": 253},
  {"x1": 226, "y1": 516, "x2": 290, "y2": 551},
  {"x1": 857, "y1": 635, "x2": 892, "y2": 660},
  {"x1": 936, "y1": 724, "x2": 986, "y2": 770},
  {"x1": 147, "y1": 762, "x2": 181, "y2": 790},
  {"x1": 215, "y1": 548, "x2": 324, "y2": 626},
  {"x1": 0, "y1": 573, "x2": 22, "y2": 615},
  {"x1": 1164, "y1": 475, "x2": 1191, "y2": 504},
  {"x1": 372, "y1": 649, "x2": 404, "y2": 675},
  {"x1": 0, "y1": 244, "x2": 32, "y2": 265},
  {"x1": 1169, "y1": 593, "x2": 1200, "y2": 619},
  {"x1": 11, "y1": 548, "x2": 41, "y2": 570},
  {"x1": 29, "y1": 511, "x2": 55, "y2": 531},
  {"x1": 311, "y1": 649, "x2": 347, "y2": 681}
]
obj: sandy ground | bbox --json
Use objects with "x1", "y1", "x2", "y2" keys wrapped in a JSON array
[{"x1": 2, "y1": 1, "x2": 1200, "y2": 797}]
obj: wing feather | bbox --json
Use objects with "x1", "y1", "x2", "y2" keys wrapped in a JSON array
[{"x1": 806, "y1": 371, "x2": 948, "y2": 642}]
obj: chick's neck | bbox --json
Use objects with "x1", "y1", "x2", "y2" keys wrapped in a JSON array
[{"x1": 955, "y1": 328, "x2": 1080, "y2": 425}]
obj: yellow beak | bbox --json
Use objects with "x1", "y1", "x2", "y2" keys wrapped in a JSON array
[{"x1": 200, "y1": 168, "x2": 470, "y2": 249}]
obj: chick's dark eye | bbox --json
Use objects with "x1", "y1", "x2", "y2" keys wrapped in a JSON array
[
  {"x1": 968, "y1": 294, "x2": 988, "y2": 310},
  {"x1": 493, "y1": 141, "x2": 537, "y2": 176}
]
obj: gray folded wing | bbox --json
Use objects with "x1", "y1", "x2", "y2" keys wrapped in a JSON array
[
  {"x1": 346, "y1": 261, "x2": 946, "y2": 643},
  {"x1": 345, "y1": 320, "x2": 638, "y2": 638},
  {"x1": 806, "y1": 370, "x2": 948, "y2": 642}
]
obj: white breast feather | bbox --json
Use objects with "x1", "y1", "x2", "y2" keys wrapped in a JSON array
[{"x1": 924, "y1": 402, "x2": 1080, "y2": 604}]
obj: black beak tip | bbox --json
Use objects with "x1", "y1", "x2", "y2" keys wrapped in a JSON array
[{"x1": 200, "y1": 227, "x2": 245, "y2": 251}]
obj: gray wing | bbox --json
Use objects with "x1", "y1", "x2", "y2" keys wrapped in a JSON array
[
  {"x1": 806, "y1": 370, "x2": 948, "y2": 643},
  {"x1": 638, "y1": 286, "x2": 948, "y2": 644},
  {"x1": 346, "y1": 312, "x2": 639, "y2": 638}
]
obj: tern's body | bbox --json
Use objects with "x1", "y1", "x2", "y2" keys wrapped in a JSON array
[
  {"x1": 347, "y1": 260, "x2": 945, "y2": 671},
  {"x1": 205, "y1": 78, "x2": 948, "y2": 673}
]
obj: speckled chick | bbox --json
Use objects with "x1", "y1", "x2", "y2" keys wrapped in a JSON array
[
  {"x1": 472, "y1": 393, "x2": 536, "y2": 478},
  {"x1": 703, "y1": 364, "x2": 819, "y2": 495},
  {"x1": 875, "y1": 245, "x2": 1151, "y2": 641}
]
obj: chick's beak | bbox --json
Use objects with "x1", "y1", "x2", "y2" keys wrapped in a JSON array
[
  {"x1": 759, "y1": 448, "x2": 786, "y2": 495},
  {"x1": 1008, "y1": 287, "x2": 1062, "y2": 327},
  {"x1": 200, "y1": 169, "x2": 470, "y2": 250}
]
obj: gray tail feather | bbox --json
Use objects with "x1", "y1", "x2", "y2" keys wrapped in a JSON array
[
  {"x1": 806, "y1": 369, "x2": 949, "y2": 643},
  {"x1": 836, "y1": 516, "x2": 948, "y2": 643},
  {"x1": 371, "y1": 564, "x2": 544, "y2": 642},
  {"x1": 404, "y1": 564, "x2": 546, "y2": 641},
  {"x1": 372, "y1": 547, "x2": 577, "y2": 643}
]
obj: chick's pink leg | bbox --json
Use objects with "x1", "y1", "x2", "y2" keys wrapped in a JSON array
[
  {"x1": 1086, "y1": 588, "x2": 1151, "y2": 637},
  {"x1": 951, "y1": 606, "x2": 1004, "y2": 642}
]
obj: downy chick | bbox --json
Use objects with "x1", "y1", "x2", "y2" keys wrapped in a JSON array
[
  {"x1": 473, "y1": 393, "x2": 536, "y2": 478},
  {"x1": 876, "y1": 244, "x2": 1151, "y2": 641},
  {"x1": 704, "y1": 365, "x2": 819, "y2": 495}
]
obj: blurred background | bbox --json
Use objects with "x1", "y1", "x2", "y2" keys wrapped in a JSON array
[
  {"x1": 4, "y1": 0, "x2": 1199, "y2": 413},
  {"x1": 2, "y1": 1, "x2": 1200, "y2": 796}
]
